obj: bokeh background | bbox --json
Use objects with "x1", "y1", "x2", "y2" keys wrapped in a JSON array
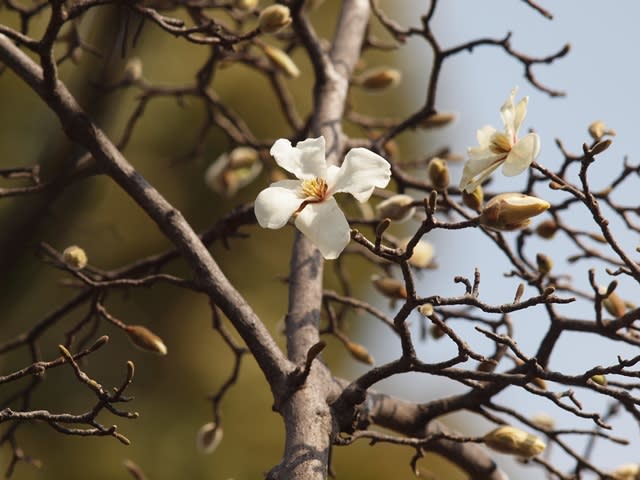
[{"x1": 1, "y1": 1, "x2": 639, "y2": 479}]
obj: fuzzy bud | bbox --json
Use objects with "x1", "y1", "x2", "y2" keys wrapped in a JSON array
[
  {"x1": 400, "y1": 238, "x2": 435, "y2": 269},
  {"x1": 418, "y1": 303, "x2": 434, "y2": 316},
  {"x1": 427, "y1": 157, "x2": 450, "y2": 191},
  {"x1": 591, "y1": 139, "x2": 612, "y2": 155},
  {"x1": 610, "y1": 463, "x2": 640, "y2": 480},
  {"x1": 430, "y1": 324, "x2": 445, "y2": 339},
  {"x1": 345, "y1": 341, "x2": 374, "y2": 365},
  {"x1": 535, "y1": 219, "x2": 558, "y2": 239},
  {"x1": 375, "y1": 194, "x2": 415, "y2": 222},
  {"x1": 63, "y1": 245, "x2": 88, "y2": 270},
  {"x1": 588, "y1": 120, "x2": 616, "y2": 141},
  {"x1": 599, "y1": 288, "x2": 626, "y2": 318},
  {"x1": 234, "y1": 0, "x2": 258, "y2": 10},
  {"x1": 262, "y1": 45, "x2": 300, "y2": 78},
  {"x1": 123, "y1": 57, "x2": 143, "y2": 84},
  {"x1": 418, "y1": 112, "x2": 456, "y2": 129},
  {"x1": 530, "y1": 413, "x2": 555, "y2": 430},
  {"x1": 124, "y1": 325, "x2": 168, "y2": 355},
  {"x1": 480, "y1": 193, "x2": 550, "y2": 231},
  {"x1": 205, "y1": 146, "x2": 262, "y2": 197},
  {"x1": 462, "y1": 186, "x2": 484, "y2": 212},
  {"x1": 536, "y1": 253, "x2": 553, "y2": 275},
  {"x1": 483, "y1": 426, "x2": 546, "y2": 458},
  {"x1": 355, "y1": 67, "x2": 401, "y2": 92},
  {"x1": 197, "y1": 422, "x2": 223, "y2": 454},
  {"x1": 258, "y1": 5, "x2": 292, "y2": 34},
  {"x1": 590, "y1": 374, "x2": 607, "y2": 386},
  {"x1": 371, "y1": 275, "x2": 407, "y2": 300}
]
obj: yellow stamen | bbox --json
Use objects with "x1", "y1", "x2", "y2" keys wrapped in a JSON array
[
  {"x1": 489, "y1": 132, "x2": 512, "y2": 154},
  {"x1": 299, "y1": 177, "x2": 328, "y2": 201}
]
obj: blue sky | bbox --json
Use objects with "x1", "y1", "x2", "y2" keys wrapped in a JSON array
[{"x1": 360, "y1": 2, "x2": 640, "y2": 477}]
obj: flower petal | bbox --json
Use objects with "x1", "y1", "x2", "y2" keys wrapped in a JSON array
[
  {"x1": 502, "y1": 132, "x2": 540, "y2": 176},
  {"x1": 254, "y1": 180, "x2": 304, "y2": 229},
  {"x1": 270, "y1": 137, "x2": 327, "y2": 179},
  {"x1": 476, "y1": 125, "x2": 497, "y2": 147},
  {"x1": 499, "y1": 88, "x2": 517, "y2": 137},
  {"x1": 460, "y1": 160, "x2": 502, "y2": 193},
  {"x1": 513, "y1": 96, "x2": 528, "y2": 137},
  {"x1": 328, "y1": 148, "x2": 391, "y2": 202},
  {"x1": 294, "y1": 198, "x2": 351, "y2": 259}
]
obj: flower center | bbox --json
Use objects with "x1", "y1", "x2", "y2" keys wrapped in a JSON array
[
  {"x1": 299, "y1": 177, "x2": 328, "y2": 201},
  {"x1": 489, "y1": 132, "x2": 513, "y2": 155}
]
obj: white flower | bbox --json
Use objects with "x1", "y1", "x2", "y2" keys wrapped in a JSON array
[
  {"x1": 254, "y1": 136, "x2": 391, "y2": 259},
  {"x1": 459, "y1": 88, "x2": 541, "y2": 193}
]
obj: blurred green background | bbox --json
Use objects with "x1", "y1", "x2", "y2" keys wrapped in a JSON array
[{"x1": 0, "y1": 3, "x2": 467, "y2": 479}]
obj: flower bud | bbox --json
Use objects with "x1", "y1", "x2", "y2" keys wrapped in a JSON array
[
  {"x1": 418, "y1": 112, "x2": 456, "y2": 129},
  {"x1": 345, "y1": 341, "x2": 374, "y2": 365},
  {"x1": 530, "y1": 413, "x2": 555, "y2": 430},
  {"x1": 590, "y1": 374, "x2": 607, "y2": 386},
  {"x1": 205, "y1": 147, "x2": 262, "y2": 197},
  {"x1": 197, "y1": 422, "x2": 223, "y2": 454},
  {"x1": 588, "y1": 120, "x2": 616, "y2": 141},
  {"x1": 591, "y1": 139, "x2": 612, "y2": 155},
  {"x1": 418, "y1": 303, "x2": 433, "y2": 316},
  {"x1": 123, "y1": 57, "x2": 143, "y2": 84},
  {"x1": 430, "y1": 324, "x2": 445, "y2": 339},
  {"x1": 480, "y1": 193, "x2": 550, "y2": 231},
  {"x1": 375, "y1": 194, "x2": 415, "y2": 222},
  {"x1": 483, "y1": 426, "x2": 546, "y2": 458},
  {"x1": 536, "y1": 253, "x2": 553, "y2": 275},
  {"x1": 234, "y1": 0, "x2": 258, "y2": 10},
  {"x1": 63, "y1": 245, "x2": 88, "y2": 270},
  {"x1": 535, "y1": 219, "x2": 558, "y2": 239},
  {"x1": 262, "y1": 45, "x2": 300, "y2": 78},
  {"x1": 427, "y1": 157, "x2": 450, "y2": 191},
  {"x1": 400, "y1": 238, "x2": 435, "y2": 269},
  {"x1": 258, "y1": 5, "x2": 292, "y2": 34},
  {"x1": 462, "y1": 186, "x2": 484, "y2": 212},
  {"x1": 124, "y1": 325, "x2": 168, "y2": 355},
  {"x1": 610, "y1": 463, "x2": 640, "y2": 480},
  {"x1": 355, "y1": 67, "x2": 401, "y2": 92},
  {"x1": 599, "y1": 288, "x2": 626, "y2": 318},
  {"x1": 371, "y1": 275, "x2": 407, "y2": 300}
]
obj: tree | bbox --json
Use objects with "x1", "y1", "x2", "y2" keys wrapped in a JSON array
[{"x1": 0, "y1": 1, "x2": 638, "y2": 479}]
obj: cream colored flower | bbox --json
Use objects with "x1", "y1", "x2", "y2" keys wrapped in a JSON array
[
  {"x1": 255, "y1": 137, "x2": 391, "y2": 259},
  {"x1": 460, "y1": 88, "x2": 540, "y2": 193}
]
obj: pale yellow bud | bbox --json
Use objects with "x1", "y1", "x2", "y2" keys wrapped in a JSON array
[
  {"x1": 588, "y1": 120, "x2": 616, "y2": 141},
  {"x1": 258, "y1": 5, "x2": 292, "y2": 34},
  {"x1": 63, "y1": 245, "x2": 88, "y2": 270},
  {"x1": 123, "y1": 57, "x2": 143, "y2": 83},
  {"x1": 480, "y1": 193, "x2": 550, "y2": 232},
  {"x1": 599, "y1": 287, "x2": 626, "y2": 318},
  {"x1": 535, "y1": 219, "x2": 558, "y2": 239},
  {"x1": 375, "y1": 194, "x2": 415, "y2": 222},
  {"x1": 197, "y1": 422, "x2": 223, "y2": 454},
  {"x1": 418, "y1": 112, "x2": 456, "y2": 129},
  {"x1": 483, "y1": 426, "x2": 546, "y2": 458},
  {"x1": 371, "y1": 275, "x2": 407, "y2": 300},
  {"x1": 427, "y1": 157, "x2": 450, "y2": 191},
  {"x1": 530, "y1": 413, "x2": 555, "y2": 430},
  {"x1": 610, "y1": 463, "x2": 640, "y2": 480},
  {"x1": 400, "y1": 238, "x2": 435, "y2": 269},
  {"x1": 536, "y1": 253, "x2": 553, "y2": 275},
  {"x1": 418, "y1": 303, "x2": 433, "y2": 316},
  {"x1": 234, "y1": 0, "x2": 258, "y2": 10},
  {"x1": 205, "y1": 147, "x2": 262, "y2": 197},
  {"x1": 462, "y1": 186, "x2": 484, "y2": 212},
  {"x1": 345, "y1": 341, "x2": 374, "y2": 365},
  {"x1": 355, "y1": 67, "x2": 401, "y2": 92},
  {"x1": 262, "y1": 45, "x2": 300, "y2": 78},
  {"x1": 590, "y1": 374, "x2": 607, "y2": 386},
  {"x1": 124, "y1": 325, "x2": 168, "y2": 355}
]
